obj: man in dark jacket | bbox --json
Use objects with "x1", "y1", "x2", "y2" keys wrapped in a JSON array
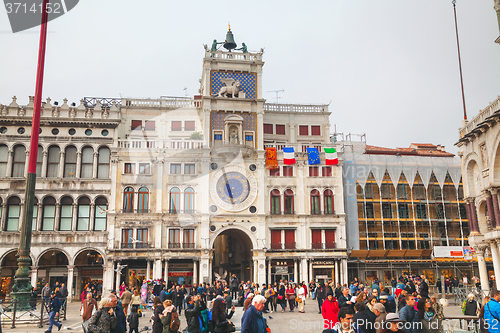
[
  {"x1": 399, "y1": 295, "x2": 423, "y2": 333},
  {"x1": 230, "y1": 274, "x2": 239, "y2": 299},
  {"x1": 46, "y1": 292, "x2": 62, "y2": 333},
  {"x1": 353, "y1": 303, "x2": 375, "y2": 333},
  {"x1": 175, "y1": 286, "x2": 185, "y2": 315},
  {"x1": 185, "y1": 295, "x2": 202, "y2": 333},
  {"x1": 241, "y1": 295, "x2": 267, "y2": 333},
  {"x1": 338, "y1": 287, "x2": 353, "y2": 309},
  {"x1": 111, "y1": 292, "x2": 127, "y2": 333},
  {"x1": 419, "y1": 278, "x2": 429, "y2": 298},
  {"x1": 224, "y1": 289, "x2": 233, "y2": 309}
]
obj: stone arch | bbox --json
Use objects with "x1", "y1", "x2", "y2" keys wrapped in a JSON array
[
  {"x1": 0, "y1": 248, "x2": 35, "y2": 266},
  {"x1": 466, "y1": 159, "x2": 482, "y2": 198},
  {"x1": 36, "y1": 247, "x2": 71, "y2": 267},
  {"x1": 209, "y1": 225, "x2": 257, "y2": 249},
  {"x1": 477, "y1": 199, "x2": 490, "y2": 233},
  {"x1": 72, "y1": 247, "x2": 106, "y2": 266}
]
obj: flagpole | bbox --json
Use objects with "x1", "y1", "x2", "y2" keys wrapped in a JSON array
[
  {"x1": 11, "y1": 0, "x2": 50, "y2": 310},
  {"x1": 452, "y1": 0, "x2": 467, "y2": 120}
]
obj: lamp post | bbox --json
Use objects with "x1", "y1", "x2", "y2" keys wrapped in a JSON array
[{"x1": 11, "y1": 0, "x2": 50, "y2": 310}]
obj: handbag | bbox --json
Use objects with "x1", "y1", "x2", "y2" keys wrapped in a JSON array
[
  {"x1": 289, "y1": 294, "x2": 296, "y2": 300},
  {"x1": 277, "y1": 295, "x2": 283, "y2": 300},
  {"x1": 297, "y1": 297, "x2": 302, "y2": 303}
]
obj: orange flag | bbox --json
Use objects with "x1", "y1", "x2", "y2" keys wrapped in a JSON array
[{"x1": 266, "y1": 147, "x2": 279, "y2": 170}]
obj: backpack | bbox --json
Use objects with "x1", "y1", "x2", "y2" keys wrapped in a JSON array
[
  {"x1": 462, "y1": 300, "x2": 467, "y2": 314},
  {"x1": 170, "y1": 310, "x2": 180, "y2": 332}
]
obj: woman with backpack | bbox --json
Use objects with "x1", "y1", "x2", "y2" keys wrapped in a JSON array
[
  {"x1": 212, "y1": 298, "x2": 235, "y2": 333},
  {"x1": 159, "y1": 299, "x2": 180, "y2": 333}
]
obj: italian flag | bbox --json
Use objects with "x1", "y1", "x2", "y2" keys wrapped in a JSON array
[
  {"x1": 324, "y1": 148, "x2": 338, "y2": 165},
  {"x1": 283, "y1": 147, "x2": 296, "y2": 165}
]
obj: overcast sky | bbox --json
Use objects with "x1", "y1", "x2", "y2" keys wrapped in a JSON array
[{"x1": 0, "y1": 0, "x2": 499, "y2": 154}]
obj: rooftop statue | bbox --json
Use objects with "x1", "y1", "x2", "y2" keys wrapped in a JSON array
[
  {"x1": 236, "y1": 43, "x2": 248, "y2": 53},
  {"x1": 211, "y1": 39, "x2": 224, "y2": 51}
]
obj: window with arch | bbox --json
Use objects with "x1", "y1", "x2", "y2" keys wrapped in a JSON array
[
  {"x1": 284, "y1": 189, "x2": 294, "y2": 215},
  {"x1": 94, "y1": 197, "x2": 108, "y2": 231},
  {"x1": 324, "y1": 189, "x2": 334, "y2": 215},
  {"x1": 64, "y1": 146, "x2": 77, "y2": 178},
  {"x1": 32, "y1": 197, "x2": 38, "y2": 231},
  {"x1": 80, "y1": 146, "x2": 93, "y2": 178},
  {"x1": 310, "y1": 189, "x2": 321, "y2": 215},
  {"x1": 170, "y1": 187, "x2": 180, "y2": 213},
  {"x1": 0, "y1": 144, "x2": 8, "y2": 177},
  {"x1": 137, "y1": 187, "x2": 149, "y2": 213},
  {"x1": 77, "y1": 197, "x2": 91, "y2": 230},
  {"x1": 42, "y1": 196, "x2": 56, "y2": 231},
  {"x1": 270, "y1": 189, "x2": 280, "y2": 215},
  {"x1": 47, "y1": 146, "x2": 60, "y2": 178},
  {"x1": 97, "y1": 147, "x2": 110, "y2": 179},
  {"x1": 36, "y1": 146, "x2": 43, "y2": 177},
  {"x1": 184, "y1": 187, "x2": 194, "y2": 213},
  {"x1": 6, "y1": 196, "x2": 20, "y2": 231},
  {"x1": 123, "y1": 187, "x2": 134, "y2": 213},
  {"x1": 12, "y1": 145, "x2": 26, "y2": 177},
  {"x1": 59, "y1": 196, "x2": 73, "y2": 231}
]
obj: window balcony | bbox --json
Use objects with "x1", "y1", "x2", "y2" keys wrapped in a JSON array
[
  {"x1": 182, "y1": 243, "x2": 195, "y2": 249},
  {"x1": 121, "y1": 242, "x2": 152, "y2": 249},
  {"x1": 120, "y1": 209, "x2": 151, "y2": 214},
  {"x1": 284, "y1": 242, "x2": 296, "y2": 249},
  {"x1": 311, "y1": 242, "x2": 336, "y2": 249},
  {"x1": 168, "y1": 242, "x2": 181, "y2": 249},
  {"x1": 283, "y1": 210, "x2": 295, "y2": 215},
  {"x1": 310, "y1": 210, "x2": 323, "y2": 215},
  {"x1": 270, "y1": 243, "x2": 282, "y2": 250}
]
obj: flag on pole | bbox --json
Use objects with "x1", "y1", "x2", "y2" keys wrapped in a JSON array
[
  {"x1": 265, "y1": 147, "x2": 279, "y2": 169},
  {"x1": 283, "y1": 147, "x2": 296, "y2": 165},
  {"x1": 306, "y1": 148, "x2": 320, "y2": 165},
  {"x1": 324, "y1": 148, "x2": 338, "y2": 165}
]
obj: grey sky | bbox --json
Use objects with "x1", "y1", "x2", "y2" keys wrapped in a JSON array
[{"x1": 0, "y1": 0, "x2": 499, "y2": 154}]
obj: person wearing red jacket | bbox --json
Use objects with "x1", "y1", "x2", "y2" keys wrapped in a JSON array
[{"x1": 322, "y1": 291, "x2": 340, "y2": 330}]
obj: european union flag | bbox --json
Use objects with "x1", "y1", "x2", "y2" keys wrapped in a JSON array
[{"x1": 307, "y1": 147, "x2": 320, "y2": 165}]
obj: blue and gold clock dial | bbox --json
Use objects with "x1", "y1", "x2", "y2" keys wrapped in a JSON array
[{"x1": 216, "y1": 172, "x2": 250, "y2": 205}]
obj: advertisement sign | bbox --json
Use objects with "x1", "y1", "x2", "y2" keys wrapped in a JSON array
[
  {"x1": 434, "y1": 246, "x2": 474, "y2": 259},
  {"x1": 275, "y1": 267, "x2": 288, "y2": 274},
  {"x1": 463, "y1": 246, "x2": 473, "y2": 260}
]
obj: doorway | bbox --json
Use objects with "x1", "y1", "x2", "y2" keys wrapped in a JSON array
[{"x1": 213, "y1": 228, "x2": 253, "y2": 282}]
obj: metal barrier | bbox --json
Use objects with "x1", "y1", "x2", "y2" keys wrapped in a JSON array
[
  {"x1": 443, "y1": 315, "x2": 479, "y2": 333},
  {"x1": 0, "y1": 297, "x2": 67, "y2": 328}
]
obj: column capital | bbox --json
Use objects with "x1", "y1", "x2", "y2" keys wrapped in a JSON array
[
  {"x1": 491, "y1": 188, "x2": 500, "y2": 195},
  {"x1": 475, "y1": 244, "x2": 488, "y2": 256},
  {"x1": 67, "y1": 265, "x2": 75, "y2": 270}
]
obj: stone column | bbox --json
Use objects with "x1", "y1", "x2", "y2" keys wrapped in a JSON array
[
  {"x1": 71, "y1": 203, "x2": 78, "y2": 231},
  {"x1": 31, "y1": 266, "x2": 38, "y2": 289},
  {"x1": 335, "y1": 260, "x2": 340, "y2": 285},
  {"x1": 341, "y1": 259, "x2": 348, "y2": 286},
  {"x1": 0, "y1": 203, "x2": 7, "y2": 231},
  {"x1": 75, "y1": 152, "x2": 82, "y2": 178},
  {"x1": 492, "y1": 190, "x2": 500, "y2": 229},
  {"x1": 41, "y1": 150, "x2": 48, "y2": 178},
  {"x1": 102, "y1": 260, "x2": 114, "y2": 295},
  {"x1": 257, "y1": 259, "x2": 266, "y2": 287},
  {"x1": 54, "y1": 203, "x2": 60, "y2": 231},
  {"x1": 89, "y1": 203, "x2": 95, "y2": 231},
  {"x1": 254, "y1": 260, "x2": 258, "y2": 283},
  {"x1": 92, "y1": 152, "x2": 98, "y2": 179},
  {"x1": 36, "y1": 203, "x2": 42, "y2": 231},
  {"x1": 486, "y1": 195, "x2": 496, "y2": 228},
  {"x1": 5, "y1": 149, "x2": 13, "y2": 177},
  {"x1": 24, "y1": 150, "x2": 29, "y2": 178},
  {"x1": 153, "y1": 259, "x2": 162, "y2": 280},
  {"x1": 267, "y1": 260, "x2": 271, "y2": 285},
  {"x1": 193, "y1": 260, "x2": 198, "y2": 285},
  {"x1": 200, "y1": 257, "x2": 209, "y2": 285},
  {"x1": 115, "y1": 262, "x2": 121, "y2": 290},
  {"x1": 309, "y1": 260, "x2": 313, "y2": 283},
  {"x1": 495, "y1": 0, "x2": 500, "y2": 35},
  {"x1": 58, "y1": 151, "x2": 65, "y2": 178},
  {"x1": 293, "y1": 260, "x2": 298, "y2": 283},
  {"x1": 156, "y1": 160, "x2": 164, "y2": 213},
  {"x1": 490, "y1": 242, "x2": 500, "y2": 289},
  {"x1": 301, "y1": 258, "x2": 308, "y2": 284},
  {"x1": 209, "y1": 258, "x2": 213, "y2": 284},
  {"x1": 164, "y1": 259, "x2": 169, "y2": 284},
  {"x1": 146, "y1": 260, "x2": 151, "y2": 281},
  {"x1": 67, "y1": 265, "x2": 74, "y2": 302},
  {"x1": 469, "y1": 201, "x2": 480, "y2": 234},
  {"x1": 475, "y1": 245, "x2": 490, "y2": 295}
]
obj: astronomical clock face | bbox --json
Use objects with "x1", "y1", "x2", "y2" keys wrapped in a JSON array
[{"x1": 210, "y1": 165, "x2": 257, "y2": 212}]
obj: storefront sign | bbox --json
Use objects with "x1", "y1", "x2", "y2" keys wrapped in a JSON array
[
  {"x1": 275, "y1": 267, "x2": 288, "y2": 274},
  {"x1": 316, "y1": 275, "x2": 329, "y2": 279},
  {"x1": 313, "y1": 260, "x2": 335, "y2": 266},
  {"x1": 168, "y1": 272, "x2": 194, "y2": 277},
  {"x1": 169, "y1": 263, "x2": 194, "y2": 269}
]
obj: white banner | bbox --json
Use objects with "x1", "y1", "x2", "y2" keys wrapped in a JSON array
[{"x1": 434, "y1": 246, "x2": 464, "y2": 258}]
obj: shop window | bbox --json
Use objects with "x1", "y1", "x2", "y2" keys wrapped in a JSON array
[
  {"x1": 322, "y1": 166, "x2": 332, "y2": 177},
  {"x1": 0, "y1": 145, "x2": 8, "y2": 177},
  {"x1": 12, "y1": 145, "x2": 26, "y2": 177},
  {"x1": 123, "y1": 187, "x2": 134, "y2": 213},
  {"x1": 311, "y1": 125, "x2": 321, "y2": 136},
  {"x1": 169, "y1": 188, "x2": 180, "y2": 213},
  {"x1": 171, "y1": 121, "x2": 182, "y2": 131},
  {"x1": 94, "y1": 197, "x2": 107, "y2": 231},
  {"x1": 124, "y1": 163, "x2": 135, "y2": 174},
  {"x1": 184, "y1": 164, "x2": 195, "y2": 174},
  {"x1": 144, "y1": 120, "x2": 155, "y2": 131},
  {"x1": 310, "y1": 190, "x2": 321, "y2": 215},
  {"x1": 139, "y1": 163, "x2": 150, "y2": 174},
  {"x1": 284, "y1": 189, "x2": 294, "y2": 214},
  {"x1": 97, "y1": 147, "x2": 110, "y2": 179},
  {"x1": 64, "y1": 146, "x2": 77, "y2": 178},
  {"x1": 309, "y1": 166, "x2": 319, "y2": 177},
  {"x1": 275, "y1": 125, "x2": 285, "y2": 135},
  {"x1": 42, "y1": 196, "x2": 56, "y2": 231},
  {"x1": 185, "y1": 121, "x2": 195, "y2": 131},
  {"x1": 184, "y1": 188, "x2": 195, "y2": 213},
  {"x1": 324, "y1": 190, "x2": 334, "y2": 215},
  {"x1": 80, "y1": 147, "x2": 93, "y2": 178},
  {"x1": 169, "y1": 229, "x2": 180, "y2": 248},
  {"x1": 283, "y1": 166, "x2": 293, "y2": 177},
  {"x1": 47, "y1": 146, "x2": 60, "y2": 178},
  {"x1": 263, "y1": 124, "x2": 273, "y2": 134},
  {"x1": 299, "y1": 125, "x2": 308, "y2": 136},
  {"x1": 77, "y1": 197, "x2": 91, "y2": 231},
  {"x1": 59, "y1": 196, "x2": 73, "y2": 231},
  {"x1": 131, "y1": 120, "x2": 142, "y2": 130},
  {"x1": 270, "y1": 189, "x2": 280, "y2": 215},
  {"x1": 137, "y1": 187, "x2": 149, "y2": 213},
  {"x1": 170, "y1": 164, "x2": 181, "y2": 174}
]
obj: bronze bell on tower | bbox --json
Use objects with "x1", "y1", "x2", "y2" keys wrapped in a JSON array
[{"x1": 223, "y1": 26, "x2": 237, "y2": 51}]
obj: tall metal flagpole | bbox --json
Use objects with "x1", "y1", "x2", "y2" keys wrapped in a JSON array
[
  {"x1": 11, "y1": 0, "x2": 50, "y2": 310},
  {"x1": 452, "y1": 0, "x2": 467, "y2": 120}
]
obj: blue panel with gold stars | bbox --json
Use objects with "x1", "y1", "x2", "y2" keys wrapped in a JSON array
[
  {"x1": 216, "y1": 172, "x2": 250, "y2": 205},
  {"x1": 211, "y1": 71, "x2": 256, "y2": 99},
  {"x1": 307, "y1": 148, "x2": 321, "y2": 165}
]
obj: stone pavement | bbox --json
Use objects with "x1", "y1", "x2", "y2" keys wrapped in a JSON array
[{"x1": 0, "y1": 297, "x2": 469, "y2": 333}]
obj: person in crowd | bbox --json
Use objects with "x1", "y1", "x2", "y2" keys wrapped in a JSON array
[
  {"x1": 419, "y1": 277, "x2": 429, "y2": 298},
  {"x1": 353, "y1": 302, "x2": 375, "y2": 333},
  {"x1": 110, "y1": 290, "x2": 127, "y2": 333},
  {"x1": 212, "y1": 298, "x2": 235, "y2": 333},
  {"x1": 399, "y1": 295, "x2": 423, "y2": 333},
  {"x1": 127, "y1": 306, "x2": 141, "y2": 333},
  {"x1": 391, "y1": 277, "x2": 397, "y2": 296},
  {"x1": 398, "y1": 290, "x2": 408, "y2": 311},
  {"x1": 417, "y1": 297, "x2": 443, "y2": 333},
  {"x1": 185, "y1": 295, "x2": 202, "y2": 333},
  {"x1": 329, "y1": 306, "x2": 362, "y2": 333},
  {"x1": 464, "y1": 293, "x2": 479, "y2": 317},
  {"x1": 244, "y1": 293, "x2": 254, "y2": 311},
  {"x1": 357, "y1": 292, "x2": 367, "y2": 305},
  {"x1": 87, "y1": 294, "x2": 117, "y2": 333},
  {"x1": 484, "y1": 289, "x2": 500, "y2": 333},
  {"x1": 174, "y1": 286, "x2": 185, "y2": 315},
  {"x1": 277, "y1": 283, "x2": 287, "y2": 312},
  {"x1": 372, "y1": 289, "x2": 379, "y2": 300},
  {"x1": 238, "y1": 285, "x2": 245, "y2": 307},
  {"x1": 429, "y1": 295, "x2": 443, "y2": 321},
  {"x1": 310, "y1": 280, "x2": 317, "y2": 300},
  {"x1": 373, "y1": 303, "x2": 387, "y2": 333},
  {"x1": 160, "y1": 287, "x2": 167, "y2": 303},
  {"x1": 478, "y1": 296, "x2": 491, "y2": 333},
  {"x1": 240, "y1": 295, "x2": 267, "y2": 333},
  {"x1": 367, "y1": 295, "x2": 377, "y2": 312},
  {"x1": 152, "y1": 296, "x2": 165, "y2": 333},
  {"x1": 379, "y1": 292, "x2": 393, "y2": 313},
  {"x1": 436, "y1": 279, "x2": 442, "y2": 294},
  {"x1": 82, "y1": 292, "x2": 99, "y2": 322},
  {"x1": 120, "y1": 282, "x2": 127, "y2": 297},
  {"x1": 42, "y1": 283, "x2": 51, "y2": 306},
  {"x1": 120, "y1": 288, "x2": 132, "y2": 316},
  {"x1": 159, "y1": 299, "x2": 177, "y2": 333},
  {"x1": 30, "y1": 286, "x2": 38, "y2": 311},
  {"x1": 322, "y1": 292, "x2": 339, "y2": 330},
  {"x1": 380, "y1": 313, "x2": 406, "y2": 333},
  {"x1": 339, "y1": 287, "x2": 353, "y2": 309},
  {"x1": 130, "y1": 289, "x2": 141, "y2": 311},
  {"x1": 317, "y1": 283, "x2": 326, "y2": 314},
  {"x1": 230, "y1": 274, "x2": 239, "y2": 300},
  {"x1": 335, "y1": 283, "x2": 343, "y2": 300},
  {"x1": 45, "y1": 292, "x2": 62, "y2": 333},
  {"x1": 285, "y1": 283, "x2": 296, "y2": 312},
  {"x1": 297, "y1": 282, "x2": 306, "y2": 313}
]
